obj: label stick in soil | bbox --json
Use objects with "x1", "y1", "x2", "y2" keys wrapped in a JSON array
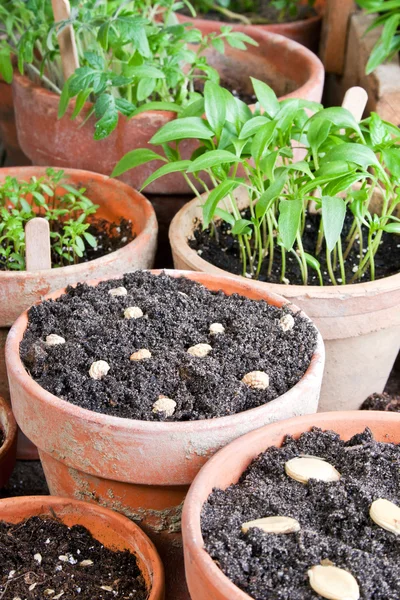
[
  {"x1": 25, "y1": 218, "x2": 52, "y2": 272},
  {"x1": 342, "y1": 86, "x2": 368, "y2": 122},
  {"x1": 51, "y1": 0, "x2": 79, "y2": 80}
]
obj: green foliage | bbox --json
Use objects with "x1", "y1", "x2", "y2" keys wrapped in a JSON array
[
  {"x1": 188, "y1": 0, "x2": 316, "y2": 25},
  {"x1": 0, "y1": 169, "x2": 98, "y2": 270},
  {"x1": 113, "y1": 79, "x2": 400, "y2": 286},
  {"x1": 356, "y1": 0, "x2": 400, "y2": 73}
]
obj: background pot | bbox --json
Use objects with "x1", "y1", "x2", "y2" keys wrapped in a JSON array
[
  {"x1": 169, "y1": 187, "x2": 400, "y2": 412},
  {"x1": 12, "y1": 30, "x2": 324, "y2": 195},
  {"x1": 0, "y1": 395, "x2": 17, "y2": 488},
  {"x1": 0, "y1": 166, "x2": 157, "y2": 458},
  {"x1": 0, "y1": 76, "x2": 30, "y2": 166},
  {"x1": 6, "y1": 269, "x2": 324, "y2": 600},
  {"x1": 0, "y1": 495, "x2": 164, "y2": 599},
  {"x1": 182, "y1": 410, "x2": 400, "y2": 600}
]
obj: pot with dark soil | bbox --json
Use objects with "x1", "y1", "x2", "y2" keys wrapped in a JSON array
[
  {"x1": 6, "y1": 269, "x2": 324, "y2": 600},
  {"x1": 0, "y1": 396, "x2": 17, "y2": 488},
  {"x1": 0, "y1": 496, "x2": 164, "y2": 600},
  {"x1": 182, "y1": 410, "x2": 400, "y2": 600}
]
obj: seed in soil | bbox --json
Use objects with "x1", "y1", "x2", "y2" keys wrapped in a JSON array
[
  {"x1": 279, "y1": 313, "x2": 295, "y2": 332},
  {"x1": 45, "y1": 334, "x2": 66, "y2": 346},
  {"x1": 285, "y1": 456, "x2": 341, "y2": 484},
  {"x1": 108, "y1": 286, "x2": 127, "y2": 297},
  {"x1": 130, "y1": 349, "x2": 152, "y2": 361},
  {"x1": 89, "y1": 360, "x2": 110, "y2": 380},
  {"x1": 209, "y1": 322, "x2": 225, "y2": 335},
  {"x1": 152, "y1": 396, "x2": 177, "y2": 417},
  {"x1": 187, "y1": 343, "x2": 212, "y2": 357},
  {"x1": 241, "y1": 371, "x2": 270, "y2": 390},
  {"x1": 124, "y1": 306, "x2": 144, "y2": 319},
  {"x1": 369, "y1": 498, "x2": 400, "y2": 535},
  {"x1": 241, "y1": 515, "x2": 300, "y2": 534},
  {"x1": 308, "y1": 565, "x2": 360, "y2": 600}
]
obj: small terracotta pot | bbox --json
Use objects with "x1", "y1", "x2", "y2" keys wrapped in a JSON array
[
  {"x1": 0, "y1": 395, "x2": 17, "y2": 488},
  {"x1": 12, "y1": 30, "x2": 324, "y2": 194},
  {"x1": 169, "y1": 187, "x2": 400, "y2": 412},
  {"x1": 0, "y1": 495, "x2": 165, "y2": 599},
  {"x1": 0, "y1": 77, "x2": 30, "y2": 166},
  {"x1": 182, "y1": 410, "x2": 400, "y2": 600},
  {"x1": 0, "y1": 166, "x2": 157, "y2": 458},
  {"x1": 6, "y1": 269, "x2": 324, "y2": 600}
]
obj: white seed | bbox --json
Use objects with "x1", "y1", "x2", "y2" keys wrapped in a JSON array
[
  {"x1": 34, "y1": 553, "x2": 42, "y2": 564},
  {"x1": 308, "y1": 565, "x2": 360, "y2": 600},
  {"x1": 130, "y1": 348, "x2": 152, "y2": 361},
  {"x1": 53, "y1": 593, "x2": 64, "y2": 600},
  {"x1": 370, "y1": 498, "x2": 400, "y2": 535},
  {"x1": 58, "y1": 555, "x2": 68, "y2": 562},
  {"x1": 79, "y1": 559, "x2": 94, "y2": 567},
  {"x1": 241, "y1": 371, "x2": 270, "y2": 390},
  {"x1": 45, "y1": 334, "x2": 66, "y2": 346},
  {"x1": 209, "y1": 323, "x2": 225, "y2": 335},
  {"x1": 152, "y1": 396, "x2": 177, "y2": 417},
  {"x1": 124, "y1": 306, "x2": 143, "y2": 319},
  {"x1": 285, "y1": 456, "x2": 341, "y2": 484},
  {"x1": 187, "y1": 343, "x2": 212, "y2": 357},
  {"x1": 108, "y1": 286, "x2": 127, "y2": 297},
  {"x1": 8, "y1": 570, "x2": 16, "y2": 579},
  {"x1": 29, "y1": 583, "x2": 38, "y2": 591},
  {"x1": 89, "y1": 360, "x2": 110, "y2": 380},
  {"x1": 279, "y1": 313, "x2": 295, "y2": 332},
  {"x1": 100, "y1": 586, "x2": 113, "y2": 592},
  {"x1": 241, "y1": 515, "x2": 300, "y2": 534},
  {"x1": 44, "y1": 591, "x2": 55, "y2": 596}
]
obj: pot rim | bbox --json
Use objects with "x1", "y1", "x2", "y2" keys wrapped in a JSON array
[
  {"x1": 5, "y1": 269, "x2": 325, "y2": 435},
  {"x1": 0, "y1": 166, "x2": 157, "y2": 282},
  {"x1": 181, "y1": 410, "x2": 400, "y2": 600},
  {"x1": 0, "y1": 495, "x2": 165, "y2": 600},
  {"x1": 0, "y1": 395, "x2": 17, "y2": 464}
]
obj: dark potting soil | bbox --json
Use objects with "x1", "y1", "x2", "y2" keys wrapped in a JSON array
[
  {"x1": 182, "y1": 1, "x2": 315, "y2": 24},
  {"x1": 0, "y1": 428, "x2": 4, "y2": 449},
  {"x1": 201, "y1": 427, "x2": 400, "y2": 599},
  {"x1": 0, "y1": 461, "x2": 49, "y2": 499},
  {"x1": 20, "y1": 271, "x2": 317, "y2": 422},
  {"x1": 361, "y1": 392, "x2": 400, "y2": 412},
  {"x1": 189, "y1": 211, "x2": 400, "y2": 285},
  {"x1": 0, "y1": 516, "x2": 148, "y2": 600}
]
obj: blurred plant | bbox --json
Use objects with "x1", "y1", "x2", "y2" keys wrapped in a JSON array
[
  {"x1": 187, "y1": 0, "x2": 316, "y2": 25},
  {"x1": 356, "y1": 0, "x2": 400, "y2": 73}
]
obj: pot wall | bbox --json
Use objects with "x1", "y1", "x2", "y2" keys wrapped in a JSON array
[
  {"x1": 168, "y1": 188, "x2": 400, "y2": 411},
  {"x1": 182, "y1": 410, "x2": 400, "y2": 600},
  {"x1": 0, "y1": 395, "x2": 17, "y2": 488}
]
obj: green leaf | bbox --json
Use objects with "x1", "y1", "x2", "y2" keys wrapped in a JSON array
[
  {"x1": 111, "y1": 149, "x2": 167, "y2": 178},
  {"x1": 141, "y1": 160, "x2": 192, "y2": 190},
  {"x1": 307, "y1": 117, "x2": 331, "y2": 153},
  {"x1": 127, "y1": 65, "x2": 165, "y2": 79},
  {"x1": 304, "y1": 252, "x2": 321, "y2": 271},
  {"x1": 58, "y1": 80, "x2": 71, "y2": 119},
  {"x1": 204, "y1": 81, "x2": 226, "y2": 138},
  {"x1": 255, "y1": 171, "x2": 288, "y2": 220},
  {"x1": 0, "y1": 48, "x2": 13, "y2": 83},
  {"x1": 202, "y1": 179, "x2": 241, "y2": 227},
  {"x1": 322, "y1": 195, "x2": 346, "y2": 252},
  {"x1": 214, "y1": 207, "x2": 235, "y2": 226},
  {"x1": 150, "y1": 117, "x2": 213, "y2": 145},
  {"x1": 382, "y1": 148, "x2": 400, "y2": 179},
  {"x1": 232, "y1": 218, "x2": 252, "y2": 235},
  {"x1": 278, "y1": 198, "x2": 302, "y2": 251},
  {"x1": 129, "y1": 102, "x2": 181, "y2": 118},
  {"x1": 250, "y1": 77, "x2": 280, "y2": 117},
  {"x1": 309, "y1": 107, "x2": 363, "y2": 137},
  {"x1": 137, "y1": 78, "x2": 156, "y2": 102},
  {"x1": 71, "y1": 88, "x2": 92, "y2": 120},
  {"x1": 382, "y1": 222, "x2": 400, "y2": 234},
  {"x1": 251, "y1": 121, "x2": 276, "y2": 162},
  {"x1": 321, "y1": 143, "x2": 381, "y2": 170},
  {"x1": 238, "y1": 116, "x2": 271, "y2": 140},
  {"x1": 187, "y1": 150, "x2": 239, "y2": 173}
]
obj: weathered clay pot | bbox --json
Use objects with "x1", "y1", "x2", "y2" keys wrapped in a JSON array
[
  {"x1": 0, "y1": 395, "x2": 17, "y2": 488},
  {"x1": 0, "y1": 166, "x2": 157, "y2": 458},
  {"x1": 12, "y1": 29, "x2": 324, "y2": 194},
  {"x1": 0, "y1": 77, "x2": 30, "y2": 166},
  {"x1": 0, "y1": 495, "x2": 165, "y2": 599},
  {"x1": 6, "y1": 269, "x2": 325, "y2": 600},
  {"x1": 182, "y1": 410, "x2": 400, "y2": 600},
  {"x1": 169, "y1": 187, "x2": 400, "y2": 412}
]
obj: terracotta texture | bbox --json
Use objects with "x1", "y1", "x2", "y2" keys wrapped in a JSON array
[
  {"x1": 169, "y1": 187, "x2": 400, "y2": 412},
  {"x1": 0, "y1": 495, "x2": 165, "y2": 599},
  {"x1": 6, "y1": 269, "x2": 325, "y2": 600},
  {"x1": 0, "y1": 77, "x2": 30, "y2": 166},
  {"x1": 12, "y1": 30, "x2": 324, "y2": 194},
  {"x1": 0, "y1": 395, "x2": 17, "y2": 488},
  {"x1": 182, "y1": 410, "x2": 400, "y2": 600}
]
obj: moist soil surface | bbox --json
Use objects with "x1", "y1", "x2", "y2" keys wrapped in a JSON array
[
  {"x1": 182, "y1": 1, "x2": 315, "y2": 24},
  {"x1": 20, "y1": 271, "x2": 317, "y2": 422},
  {"x1": 189, "y1": 211, "x2": 400, "y2": 285},
  {"x1": 202, "y1": 427, "x2": 400, "y2": 599},
  {"x1": 361, "y1": 392, "x2": 400, "y2": 412},
  {"x1": 0, "y1": 461, "x2": 49, "y2": 499},
  {"x1": 0, "y1": 516, "x2": 148, "y2": 600}
]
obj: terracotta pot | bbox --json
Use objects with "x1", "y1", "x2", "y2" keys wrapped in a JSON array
[
  {"x1": 0, "y1": 166, "x2": 157, "y2": 458},
  {"x1": 182, "y1": 410, "x2": 400, "y2": 600},
  {"x1": 6, "y1": 269, "x2": 324, "y2": 600},
  {"x1": 12, "y1": 30, "x2": 324, "y2": 195},
  {"x1": 169, "y1": 187, "x2": 400, "y2": 412},
  {"x1": 177, "y1": 0, "x2": 326, "y2": 52},
  {"x1": 0, "y1": 495, "x2": 164, "y2": 598},
  {"x1": 0, "y1": 77, "x2": 30, "y2": 166},
  {"x1": 0, "y1": 395, "x2": 17, "y2": 488}
]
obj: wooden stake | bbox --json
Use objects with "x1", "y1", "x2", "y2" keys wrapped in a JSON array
[
  {"x1": 342, "y1": 86, "x2": 369, "y2": 121},
  {"x1": 51, "y1": 0, "x2": 79, "y2": 81},
  {"x1": 25, "y1": 218, "x2": 52, "y2": 272}
]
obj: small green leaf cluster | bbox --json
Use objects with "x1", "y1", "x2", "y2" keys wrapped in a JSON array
[
  {"x1": 356, "y1": 0, "x2": 400, "y2": 74},
  {"x1": 113, "y1": 79, "x2": 400, "y2": 286},
  {"x1": 0, "y1": 168, "x2": 98, "y2": 271}
]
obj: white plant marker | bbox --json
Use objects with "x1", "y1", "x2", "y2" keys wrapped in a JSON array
[
  {"x1": 25, "y1": 218, "x2": 51, "y2": 272},
  {"x1": 51, "y1": 0, "x2": 80, "y2": 80}
]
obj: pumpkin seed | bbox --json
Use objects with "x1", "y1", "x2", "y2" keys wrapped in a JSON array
[
  {"x1": 241, "y1": 515, "x2": 300, "y2": 535},
  {"x1": 308, "y1": 565, "x2": 360, "y2": 600},
  {"x1": 370, "y1": 498, "x2": 400, "y2": 535},
  {"x1": 285, "y1": 456, "x2": 341, "y2": 484}
]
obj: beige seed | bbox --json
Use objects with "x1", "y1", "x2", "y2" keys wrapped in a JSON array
[
  {"x1": 100, "y1": 586, "x2": 113, "y2": 592},
  {"x1": 58, "y1": 555, "x2": 68, "y2": 562},
  {"x1": 187, "y1": 343, "x2": 212, "y2": 357},
  {"x1": 152, "y1": 396, "x2": 177, "y2": 417},
  {"x1": 241, "y1": 371, "x2": 270, "y2": 390},
  {"x1": 53, "y1": 593, "x2": 64, "y2": 600},
  {"x1": 241, "y1": 515, "x2": 300, "y2": 535},
  {"x1": 89, "y1": 360, "x2": 110, "y2": 380},
  {"x1": 124, "y1": 306, "x2": 143, "y2": 319},
  {"x1": 370, "y1": 498, "x2": 400, "y2": 535},
  {"x1": 34, "y1": 553, "x2": 42, "y2": 564},
  {"x1": 79, "y1": 559, "x2": 94, "y2": 567},
  {"x1": 44, "y1": 591, "x2": 55, "y2": 597},
  {"x1": 308, "y1": 565, "x2": 360, "y2": 600},
  {"x1": 108, "y1": 286, "x2": 127, "y2": 297},
  {"x1": 209, "y1": 323, "x2": 225, "y2": 335},
  {"x1": 285, "y1": 456, "x2": 341, "y2": 484},
  {"x1": 29, "y1": 584, "x2": 37, "y2": 591},
  {"x1": 45, "y1": 334, "x2": 66, "y2": 346},
  {"x1": 279, "y1": 313, "x2": 295, "y2": 332},
  {"x1": 130, "y1": 348, "x2": 152, "y2": 361}
]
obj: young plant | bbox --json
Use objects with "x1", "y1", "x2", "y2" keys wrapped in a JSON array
[
  {"x1": 186, "y1": 0, "x2": 316, "y2": 25},
  {"x1": 356, "y1": 0, "x2": 400, "y2": 73},
  {"x1": 113, "y1": 79, "x2": 400, "y2": 286},
  {"x1": 0, "y1": 168, "x2": 98, "y2": 270}
]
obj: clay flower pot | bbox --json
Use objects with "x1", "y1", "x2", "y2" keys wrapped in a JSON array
[
  {"x1": 0, "y1": 395, "x2": 17, "y2": 488},
  {"x1": 12, "y1": 29, "x2": 324, "y2": 195},
  {"x1": 0, "y1": 495, "x2": 164, "y2": 599},
  {"x1": 169, "y1": 187, "x2": 400, "y2": 412},
  {"x1": 0, "y1": 76, "x2": 30, "y2": 166},
  {"x1": 6, "y1": 269, "x2": 324, "y2": 600},
  {"x1": 0, "y1": 166, "x2": 157, "y2": 458},
  {"x1": 182, "y1": 410, "x2": 400, "y2": 600}
]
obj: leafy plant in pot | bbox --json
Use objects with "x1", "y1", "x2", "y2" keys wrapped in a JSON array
[
  {"x1": 113, "y1": 80, "x2": 400, "y2": 412},
  {"x1": 6, "y1": 269, "x2": 325, "y2": 599}
]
